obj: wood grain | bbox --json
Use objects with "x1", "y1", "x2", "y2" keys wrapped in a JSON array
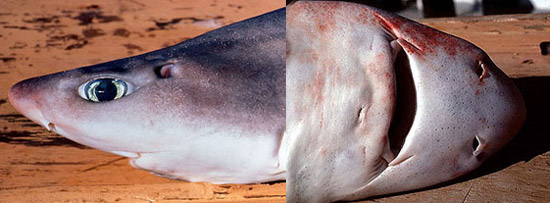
[{"x1": 422, "y1": 13, "x2": 550, "y2": 78}]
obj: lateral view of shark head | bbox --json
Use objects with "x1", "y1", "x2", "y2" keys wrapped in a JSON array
[
  {"x1": 286, "y1": 1, "x2": 525, "y2": 202},
  {"x1": 9, "y1": 8, "x2": 286, "y2": 184}
]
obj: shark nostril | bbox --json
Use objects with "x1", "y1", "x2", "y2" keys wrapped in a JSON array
[
  {"x1": 472, "y1": 136, "x2": 479, "y2": 152},
  {"x1": 48, "y1": 122, "x2": 56, "y2": 132},
  {"x1": 472, "y1": 136, "x2": 485, "y2": 158},
  {"x1": 154, "y1": 63, "x2": 175, "y2": 78},
  {"x1": 475, "y1": 62, "x2": 488, "y2": 83},
  {"x1": 475, "y1": 64, "x2": 483, "y2": 77}
]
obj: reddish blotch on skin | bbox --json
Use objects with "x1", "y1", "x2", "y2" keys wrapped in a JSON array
[{"x1": 364, "y1": 6, "x2": 473, "y2": 57}]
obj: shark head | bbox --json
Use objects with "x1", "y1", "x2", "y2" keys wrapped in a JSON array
[
  {"x1": 286, "y1": 1, "x2": 525, "y2": 202},
  {"x1": 9, "y1": 8, "x2": 286, "y2": 184}
]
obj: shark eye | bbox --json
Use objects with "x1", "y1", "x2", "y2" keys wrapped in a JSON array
[{"x1": 78, "y1": 78, "x2": 132, "y2": 102}]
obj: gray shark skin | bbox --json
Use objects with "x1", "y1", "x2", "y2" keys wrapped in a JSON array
[
  {"x1": 9, "y1": 8, "x2": 286, "y2": 184},
  {"x1": 286, "y1": 1, "x2": 525, "y2": 202}
]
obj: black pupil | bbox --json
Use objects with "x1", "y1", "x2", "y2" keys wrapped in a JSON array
[{"x1": 94, "y1": 79, "x2": 118, "y2": 102}]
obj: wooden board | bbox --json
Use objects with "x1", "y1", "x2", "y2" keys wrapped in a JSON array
[
  {"x1": 422, "y1": 13, "x2": 550, "y2": 78},
  {"x1": 1, "y1": 1, "x2": 549, "y2": 202}
]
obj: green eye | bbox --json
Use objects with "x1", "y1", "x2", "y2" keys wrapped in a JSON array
[{"x1": 78, "y1": 78, "x2": 130, "y2": 102}]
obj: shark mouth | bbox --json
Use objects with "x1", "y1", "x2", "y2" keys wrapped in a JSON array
[{"x1": 387, "y1": 44, "x2": 416, "y2": 157}]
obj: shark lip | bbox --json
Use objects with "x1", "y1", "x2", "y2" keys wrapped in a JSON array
[
  {"x1": 24, "y1": 111, "x2": 54, "y2": 132},
  {"x1": 110, "y1": 151, "x2": 140, "y2": 158},
  {"x1": 19, "y1": 108, "x2": 52, "y2": 132}
]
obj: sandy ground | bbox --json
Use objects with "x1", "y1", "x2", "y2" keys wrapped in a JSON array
[
  {"x1": 1, "y1": 0, "x2": 550, "y2": 202},
  {"x1": 0, "y1": 0, "x2": 285, "y2": 202}
]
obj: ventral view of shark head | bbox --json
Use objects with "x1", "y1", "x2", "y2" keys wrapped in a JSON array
[
  {"x1": 286, "y1": 1, "x2": 526, "y2": 202},
  {"x1": 9, "y1": 8, "x2": 286, "y2": 184}
]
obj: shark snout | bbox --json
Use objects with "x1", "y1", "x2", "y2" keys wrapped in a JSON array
[{"x1": 9, "y1": 79, "x2": 55, "y2": 131}]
